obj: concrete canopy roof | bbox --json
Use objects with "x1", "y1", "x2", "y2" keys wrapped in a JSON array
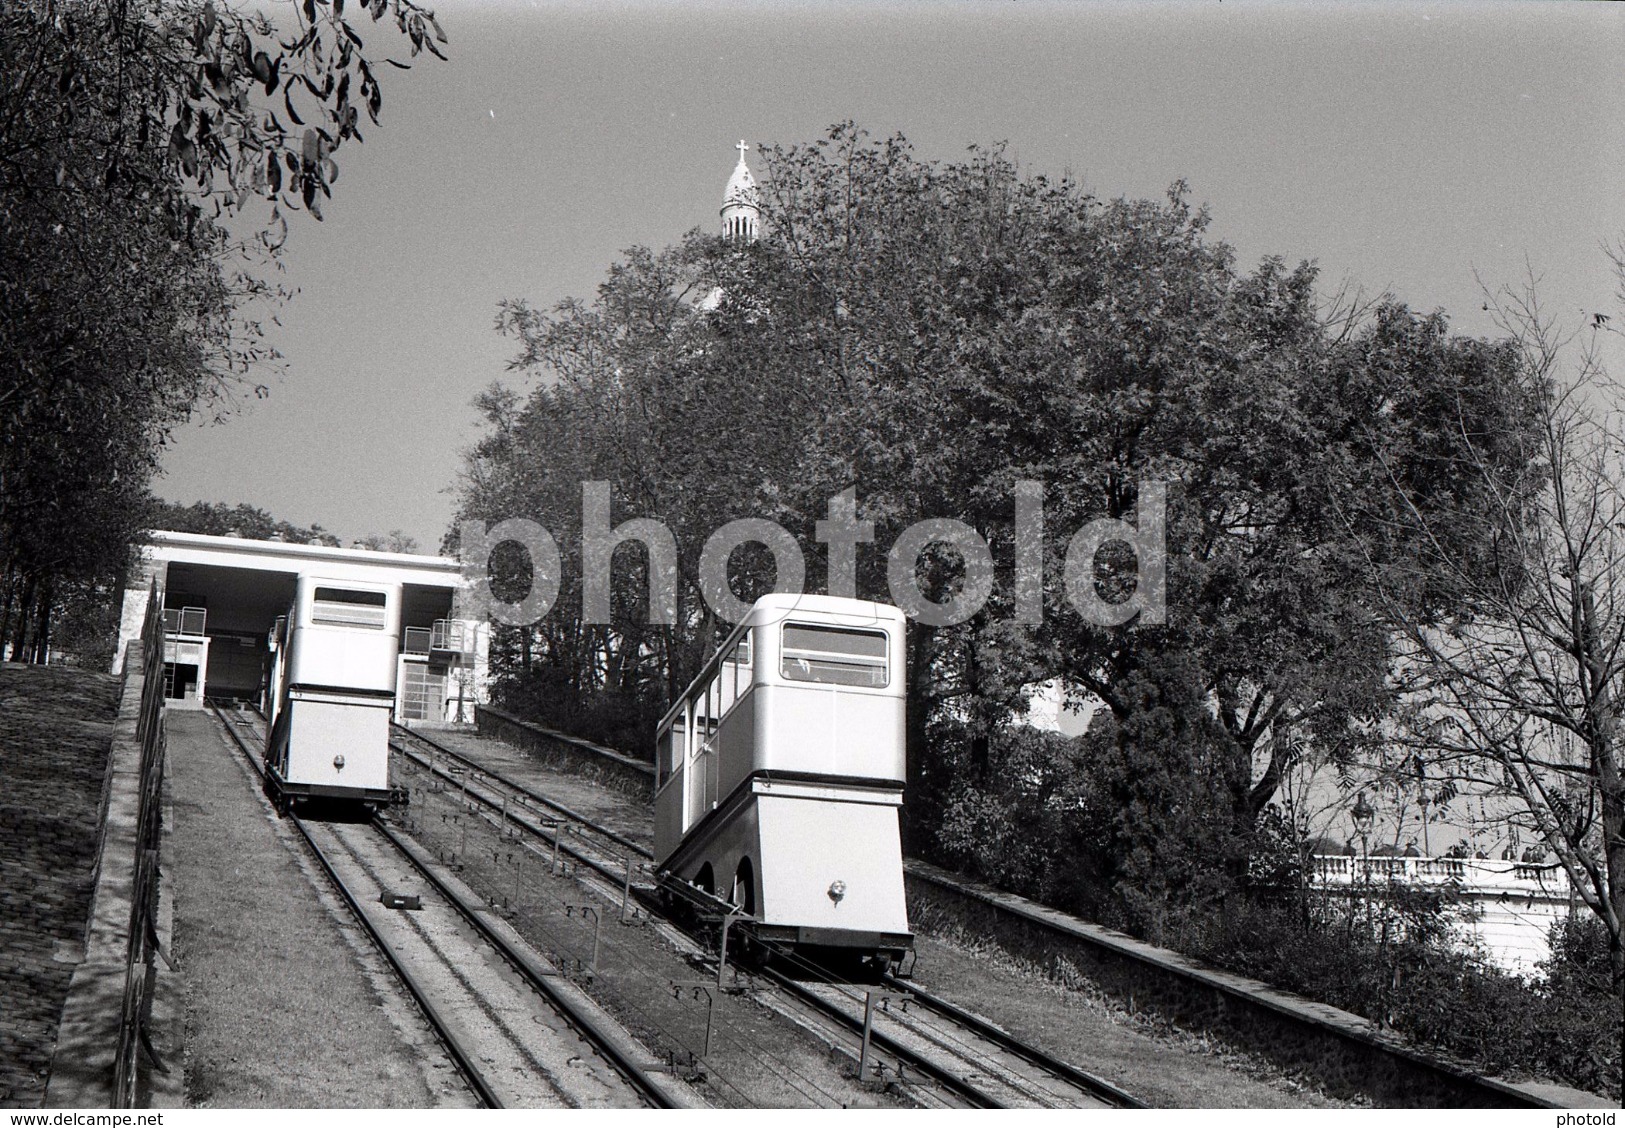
[{"x1": 146, "y1": 530, "x2": 463, "y2": 591}]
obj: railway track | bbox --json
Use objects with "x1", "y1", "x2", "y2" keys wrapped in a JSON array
[
  {"x1": 758, "y1": 966, "x2": 1128, "y2": 1108},
  {"x1": 388, "y1": 724, "x2": 650, "y2": 892},
  {"x1": 406, "y1": 720, "x2": 1601, "y2": 1110},
  {"x1": 208, "y1": 706, "x2": 686, "y2": 1109},
  {"x1": 877, "y1": 973, "x2": 1144, "y2": 1107},
  {"x1": 386, "y1": 722, "x2": 1143, "y2": 1109}
]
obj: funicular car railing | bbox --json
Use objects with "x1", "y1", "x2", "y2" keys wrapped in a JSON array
[{"x1": 114, "y1": 580, "x2": 170, "y2": 1106}]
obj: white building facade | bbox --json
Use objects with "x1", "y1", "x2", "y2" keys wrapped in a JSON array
[
  {"x1": 1310, "y1": 853, "x2": 1580, "y2": 977},
  {"x1": 116, "y1": 530, "x2": 489, "y2": 725}
]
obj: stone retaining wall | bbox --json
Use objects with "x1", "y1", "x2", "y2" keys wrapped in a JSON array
[
  {"x1": 905, "y1": 859, "x2": 1609, "y2": 1109},
  {"x1": 474, "y1": 705, "x2": 654, "y2": 799}
]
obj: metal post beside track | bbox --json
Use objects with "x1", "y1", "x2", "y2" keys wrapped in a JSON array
[
  {"x1": 584, "y1": 906, "x2": 602, "y2": 975},
  {"x1": 858, "y1": 990, "x2": 876, "y2": 1083},
  {"x1": 671, "y1": 982, "x2": 717, "y2": 1060},
  {"x1": 696, "y1": 986, "x2": 715, "y2": 1058}
]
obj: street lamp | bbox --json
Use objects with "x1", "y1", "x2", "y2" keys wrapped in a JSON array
[
  {"x1": 1352, "y1": 790, "x2": 1376, "y2": 845},
  {"x1": 1351, "y1": 791, "x2": 1377, "y2": 932}
]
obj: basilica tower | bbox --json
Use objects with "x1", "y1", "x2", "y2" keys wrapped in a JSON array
[{"x1": 721, "y1": 140, "x2": 761, "y2": 243}]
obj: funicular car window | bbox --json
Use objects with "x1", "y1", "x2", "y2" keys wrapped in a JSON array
[
  {"x1": 780, "y1": 624, "x2": 888, "y2": 687},
  {"x1": 312, "y1": 587, "x2": 387, "y2": 629},
  {"x1": 659, "y1": 722, "x2": 685, "y2": 785},
  {"x1": 700, "y1": 675, "x2": 722, "y2": 750},
  {"x1": 691, "y1": 689, "x2": 716, "y2": 760},
  {"x1": 725, "y1": 636, "x2": 752, "y2": 700}
]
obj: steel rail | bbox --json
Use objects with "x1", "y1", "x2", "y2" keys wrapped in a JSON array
[
  {"x1": 880, "y1": 973, "x2": 1144, "y2": 1108},
  {"x1": 400, "y1": 715, "x2": 1583, "y2": 1111},
  {"x1": 753, "y1": 964, "x2": 1005, "y2": 1109},
  {"x1": 215, "y1": 706, "x2": 681, "y2": 1109},
  {"x1": 209, "y1": 707, "x2": 505, "y2": 1108},
  {"x1": 390, "y1": 740, "x2": 641, "y2": 894},
  {"x1": 390, "y1": 723, "x2": 653, "y2": 860},
  {"x1": 369, "y1": 820, "x2": 681, "y2": 1109},
  {"x1": 392, "y1": 736, "x2": 1001, "y2": 1105}
]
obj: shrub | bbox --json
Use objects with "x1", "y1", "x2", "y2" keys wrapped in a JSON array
[
  {"x1": 490, "y1": 666, "x2": 664, "y2": 756},
  {"x1": 1163, "y1": 892, "x2": 1621, "y2": 1099},
  {"x1": 926, "y1": 724, "x2": 1621, "y2": 1099}
]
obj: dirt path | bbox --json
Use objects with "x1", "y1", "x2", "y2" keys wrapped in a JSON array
[{"x1": 166, "y1": 711, "x2": 465, "y2": 1107}]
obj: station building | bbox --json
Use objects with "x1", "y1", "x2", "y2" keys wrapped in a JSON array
[{"x1": 114, "y1": 530, "x2": 489, "y2": 724}]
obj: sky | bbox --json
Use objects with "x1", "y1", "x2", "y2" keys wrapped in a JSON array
[{"x1": 156, "y1": 0, "x2": 1625, "y2": 552}]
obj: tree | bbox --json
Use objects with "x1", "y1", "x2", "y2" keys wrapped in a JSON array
[
  {"x1": 0, "y1": 0, "x2": 443, "y2": 663},
  {"x1": 354, "y1": 530, "x2": 421, "y2": 553},
  {"x1": 458, "y1": 234, "x2": 813, "y2": 743},
  {"x1": 1364, "y1": 267, "x2": 1625, "y2": 996},
  {"x1": 0, "y1": 91, "x2": 243, "y2": 659},
  {"x1": 3, "y1": 0, "x2": 447, "y2": 233},
  {"x1": 740, "y1": 129, "x2": 1537, "y2": 874},
  {"x1": 461, "y1": 125, "x2": 1542, "y2": 921},
  {"x1": 146, "y1": 499, "x2": 341, "y2": 545}
]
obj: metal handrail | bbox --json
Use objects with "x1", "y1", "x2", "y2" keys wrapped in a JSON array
[
  {"x1": 113, "y1": 580, "x2": 169, "y2": 1106},
  {"x1": 161, "y1": 606, "x2": 205, "y2": 637},
  {"x1": 429, "y1": 618, "x2": 467, "y2": 653}
]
